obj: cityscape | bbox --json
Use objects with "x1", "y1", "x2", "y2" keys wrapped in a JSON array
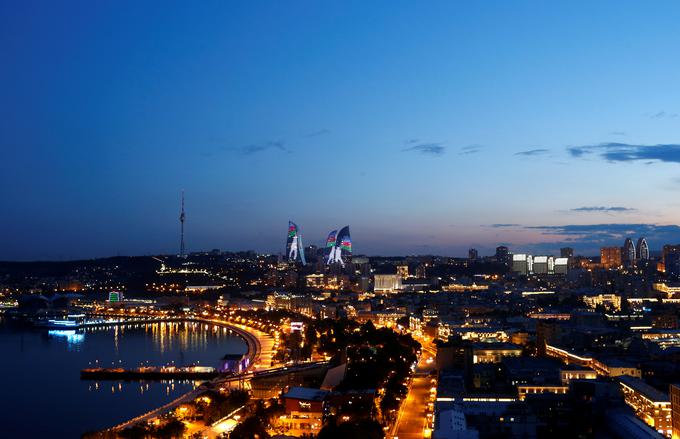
[{"x1": 3, "y1": 2, "x2": 680, "y2": 439}]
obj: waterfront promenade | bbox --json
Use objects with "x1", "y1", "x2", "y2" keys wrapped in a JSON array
[{"x1": 98, "y1": 315, "x2": 276, "y2": 432}]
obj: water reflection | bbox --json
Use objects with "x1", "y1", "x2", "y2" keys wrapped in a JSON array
[
  {"x1": 47, "y1": 329, "x2": 85, "y2": 349},
  {"x1": 0, "y1": 319, "x2": 247, "y2": 438}
]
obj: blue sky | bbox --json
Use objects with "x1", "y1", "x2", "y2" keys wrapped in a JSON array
[{"x1": 2, "y1": 1, "x2": 680, "y2": 260}]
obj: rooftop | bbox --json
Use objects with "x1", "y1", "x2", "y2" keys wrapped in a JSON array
[{"x1": 283, "y1": 386, "x2": 329, "y2": 402}]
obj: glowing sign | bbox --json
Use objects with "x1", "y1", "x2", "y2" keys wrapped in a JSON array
[{"x1": 290, "y1": 322, "x2": 304, "y2": 332}]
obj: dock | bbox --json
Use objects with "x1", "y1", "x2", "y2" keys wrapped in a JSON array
[{"x1": 81, "y1": 366, "x2": 222, "y2": 380}]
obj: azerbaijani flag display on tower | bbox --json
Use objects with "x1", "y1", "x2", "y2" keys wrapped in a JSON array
[
  {"x1": 326, "y1": 225, "x2": 351, "y2": 266},
  {"x1": 337, "y1": 226, "x2": 352, "y2": 252},
  {"x1": 325, "y1": 230, "x2": 338, "y2": 248},
  {"x1": 286, "y1": 221, "x2": 306, "y2": 265}
]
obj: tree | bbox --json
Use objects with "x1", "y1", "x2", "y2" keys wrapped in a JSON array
[{"x1": 229, "y1": 416, "x2": 270, "y2": 439}]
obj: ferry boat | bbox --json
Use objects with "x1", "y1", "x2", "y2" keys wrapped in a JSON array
[{"x1": 34, "y1": 314, "x2": 86, "y2": 329}]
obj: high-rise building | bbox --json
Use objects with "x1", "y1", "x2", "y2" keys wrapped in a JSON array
[
  {"x1": 496, "y1": 246, "x2": 510, "y2": 265},
  {"x1": 326, "y1": 226, "x2": 352, "y2": 266},
  {"x1": 667, "y1": 251, "x2": 680, "y2": 279},
  {"x1": 671, "y1": 384, "x2": 680, "y2": 439},
  {"x1": 663, "y1": 245, "x2": 680, "y2": 275},
  {"x1": 601, "y1": 247, "x2": 622, "y2": 269},
  {"x1": 560, "y1": 247, "x2": 574, "y2": 258},
  {"x1": 554, "y1": 257, "x2": 569, "y2": 274},
  {"x1": 286, "y1": 221, "x2": 306, "y2": 265},
  {"x1": 623, "y1": 238, "x2": 636, "y2": 265},
  {"x1": 637, "y1": 237, "x2": 650, "y2": 260},
  {"x1": 468, "y1": 248, "x2": 478, "y2": 260},
  {"x1": 512, "y1": 254, "x2": 532, "y2": 275},
  {"x1": 533, "y1": 256, "x2": 549, "y2": 274}
]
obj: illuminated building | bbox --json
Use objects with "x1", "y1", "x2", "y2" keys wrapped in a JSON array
[
  {"x1": 286, "y1": 221, "x2": 307, "y2": 265},
  {"x1": 108, "y1": 291, "x2": 123, "y2": 303},
  {"x1": 305, "y1": 273, "x2": 325, "y2": 289},
  {"x1": 281, "y1": 387, "x2": 329, "y2": 436},
  {"x1": 373, "y1": 274, "x2": 402, "y2": 293},
  {"x1": 662, "y1": 245, "x2": 680, "y2": 274},
  {"x1": 532, "y1": 256, "x2": 552, "y2": 274},
  {"x1": 472, "y1": 342, "x2": 522, "y2": 364},
  {"x1": 517, "y1": 385, "x2": 568, "y2": 401},
  {"x1": 559, "y1": 368, "x2": 597, "y2": 384},
  {"x1": 591, "y1": 358, "x2": 641, "y2": 378},
  {"x1": 582, "y1": 293, "x2": 622, "y2": 311},
  {"x1": 512, "y1": 254, "x2": 531, "y2": 275},
  {"x1": 397, "y1": 264, "x2": 409, "y2": 279},
  {"x1": 637, "y1": 237, "x2": 650, "y2": 260},
  {"x1": 671, "y1": 384, "x2": 680, "y2": 439},
  {"x1": 619, "y1": 376, "x2": 672, "y2": 437},
  {"x1": 375, "y1": 310, "x2": 406, "y2": 328},
  {"x1": 623, "y1": 238, "x2": 636, "y2": 265},
  {"x1": 653, "y1": 283, "x2": 680, "y2": 298},
  {"x1": 600, "y1": 246, "x2": 622, "y2": 269},
  {"x1": 326, "y1": 226, "x2": 351, "y2": 266},
  {"x1": 553, "y1": 257, "x2": 569, "y2": 274}
]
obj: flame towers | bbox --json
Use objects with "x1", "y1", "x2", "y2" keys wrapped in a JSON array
[
  {"x1": 286, "y1": 221, "x2": 306, "y2": 265},
  {"x1": 326, "y1": 225, "x2": 352, "y2": 266}
]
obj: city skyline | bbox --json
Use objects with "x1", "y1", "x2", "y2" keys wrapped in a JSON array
[{"x1": 3, "y1": 1, "x2": 680, "y2": 260}]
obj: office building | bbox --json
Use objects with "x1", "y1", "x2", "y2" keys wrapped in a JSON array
[{"x1": 468, "y1": 248, "x2": 478, "y2": 261}]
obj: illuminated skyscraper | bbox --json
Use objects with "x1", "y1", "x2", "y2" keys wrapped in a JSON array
[
  {"x1": 636, "y1": 237, "x2": 650, "y2": 260},
  {"x1": 326, "y1": 226, "x2": 351, "y2": 266},
  {"x1": 623, "y1": 238, "x2": 636, "y2": 265},
  {"x1": 286, "y1": 221, "x2": 306, "y2": 265}
]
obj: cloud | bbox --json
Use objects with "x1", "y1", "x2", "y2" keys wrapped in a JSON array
[
  {"x1": 570, "y1": 206, "x2": 636, "y2": 213},
  {"x1": 567, "y1": 142, "x2": 680, "y2": 163},
  {"x1": 460, "y1": 144, "x2": 483, "y2": 155},
  {"x1": 488, "y1": 223, "x2": 521, "y2": 228},
  {"x1": 518, "y1": 223, "x2": 680, "y2": 255},
  {"x1": 242, "y1": 140, "x2": 289, "y2": 155},
  {"x1": 514, "y1": 148, "x2": 549, "y2": 156},
  {"x1": 305, "y1": 129, "x2": 331, "y2": 138},
  {"x1": 403, "y1": 143, "x2": 445, "y2": 155},
  {"x1": 650, "y1": 111, "x2": 678, "y2": 119}
]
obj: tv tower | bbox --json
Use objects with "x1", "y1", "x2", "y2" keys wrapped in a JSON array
[{"x1": 179, "y1": 190, "x2": 186, "y2": 258}]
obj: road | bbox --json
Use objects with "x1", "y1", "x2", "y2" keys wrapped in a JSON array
[{"x1": 393, "y1": 349, "x2": 436, "y2": 439}]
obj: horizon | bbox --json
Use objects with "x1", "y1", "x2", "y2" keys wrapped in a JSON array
[{"x1": 3, "y1": 1, "x2": 680, "y2": 260}]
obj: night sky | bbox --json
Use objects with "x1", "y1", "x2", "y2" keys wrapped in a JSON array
[{"x1": 2, "y1": 1, "x2": 680, "y2": 260}]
